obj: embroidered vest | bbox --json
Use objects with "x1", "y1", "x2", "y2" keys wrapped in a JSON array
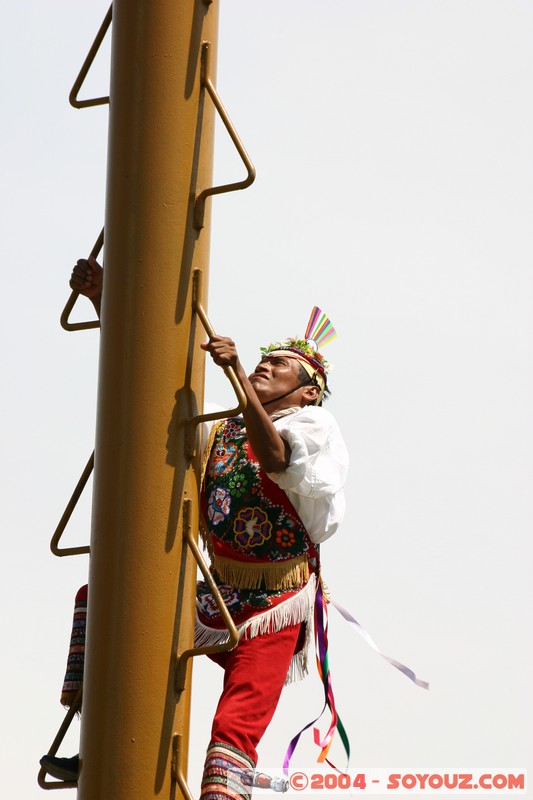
[{"x1": 200, "y1": 417, "x2": 319, "y2": 592}]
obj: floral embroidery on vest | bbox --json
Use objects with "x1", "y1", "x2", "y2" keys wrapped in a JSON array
[
  {"x1": 197, "y1": 416, "x2": 320, "y2": 628},
  {"x1": 201, "y1": 418, "x2": 312, "y2": 565}
]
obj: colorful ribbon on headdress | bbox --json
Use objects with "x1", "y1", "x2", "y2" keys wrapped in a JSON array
[
  {"x1": 283, "y1": 581, "x2": 350, "y2": 772},
  {"x1": 305, "y1": 306, "x2": 337, "y2": 349}
]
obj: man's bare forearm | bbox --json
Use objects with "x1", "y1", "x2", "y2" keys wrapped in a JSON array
[
  {"x1": 201, "y1": 336, "x2": 291, "y2": 474},
  {"x1": 235, "y1": 363, "x2": 290, "y2": 473}
]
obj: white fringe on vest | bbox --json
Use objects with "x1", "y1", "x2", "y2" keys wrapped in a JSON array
[{"x1": 194, "y1": 573, "x2": 317, "y2": 685}]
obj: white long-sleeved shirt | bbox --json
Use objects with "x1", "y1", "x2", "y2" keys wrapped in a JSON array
[{"x1": 203, "y1": 404, "x2": 348, "y2": 544}]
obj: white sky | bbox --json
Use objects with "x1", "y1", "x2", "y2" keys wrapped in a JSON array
[{"x1": 1, "y1": 1, "x2": 532, "y2": 797}]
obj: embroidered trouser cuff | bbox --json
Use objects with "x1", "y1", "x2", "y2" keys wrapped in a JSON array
[{"x1": 200, "y1": 742, "x2": 254, "y2": 800}]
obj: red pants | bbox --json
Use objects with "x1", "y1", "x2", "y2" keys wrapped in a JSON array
[{"x1": 208, "y1": 623, "x2": 303, "y2": 765}]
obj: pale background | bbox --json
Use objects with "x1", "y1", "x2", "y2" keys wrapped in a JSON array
[{"x1": 1, "y1": 1, "x2": 531, "y2": 798}]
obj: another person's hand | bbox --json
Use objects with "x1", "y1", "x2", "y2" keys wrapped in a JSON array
[
  {"x1": 70, "y1": 256, "x2": 103, "y2": 301},
  {"x1": 70, "y1": 256, "x2": 103, "y2": 316}
]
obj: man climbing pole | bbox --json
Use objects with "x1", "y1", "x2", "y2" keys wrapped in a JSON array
[{"x1": 41, "y1": 258, "x2": 349, "y2": 798}]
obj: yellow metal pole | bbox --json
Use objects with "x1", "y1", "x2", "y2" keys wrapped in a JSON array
[{"x1": 78, "y1": 2, "x2": 219, "y2": 798}]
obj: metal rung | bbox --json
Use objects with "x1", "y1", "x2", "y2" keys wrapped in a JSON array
[
  {"x1": 194, "y1": 42, "x2": 256, "y2": 229},
  {"x1": 174, "y1": 498, "x2": 239, "y2": 799},
  {"x1": 186, "y1": 269, "x2": 247, "y2": 457},
  {"x1": 172, "y1": 734, "x2": 194, "y2": 800},
  {"x1": 69, "y1": 5, "x2": 112, "y2": 109},
  {"x1": 37, "y1": 687, "x2": 82, "y2": 790},
  {"x1": 60, "y1": 228, "x2": 103, "y2": 332},
  {"x1": 50, "y1": 452, "x2": 93, "y2": 557},
  {"x1": 175, "y1": 499, "x2": 239, "y2": 691}
]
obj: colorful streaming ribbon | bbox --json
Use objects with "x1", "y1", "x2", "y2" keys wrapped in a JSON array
[
  {"x1": 330, "y1": 599, "x2": 429, "y2": 690},
  {"x1": 282, "y1": 583, "x2": 429, "y2": 772},
  {"x1": 283, "y1": 581, "x2": 349, "y2": 772},
  {"x1": 312, "y1": 581, "x2": 350, "y2": 766}
]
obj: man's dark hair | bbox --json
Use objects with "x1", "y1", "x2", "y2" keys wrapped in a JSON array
[{"x1": 297, "y1": 364, "x2": 330, "y2": 407}]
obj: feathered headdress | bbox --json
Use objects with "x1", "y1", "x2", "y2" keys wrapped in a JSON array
[{"x1": 260, "y1": 307, "x2": 337, "y2": 401}]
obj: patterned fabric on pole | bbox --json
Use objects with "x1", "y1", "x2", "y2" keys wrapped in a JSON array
[{"x1": 60, "y1": 584, "x2": 88, "y2": 707}]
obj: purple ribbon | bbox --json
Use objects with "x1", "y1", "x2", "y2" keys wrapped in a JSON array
[{"x1": 330, "y1": 599, "x2": 429, "y2": 690}]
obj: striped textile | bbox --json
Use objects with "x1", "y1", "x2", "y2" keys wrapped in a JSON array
[
  {"x1": 200, "y1": 742, "x2": 254, "y2": 800},
  {"x1": 60, "y1": 584, "x2": 88, "y2": 708}
]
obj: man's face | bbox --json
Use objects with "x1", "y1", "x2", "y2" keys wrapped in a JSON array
[{"x1": 248, "y1": 354, "x2": 304, "y2": 405}]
